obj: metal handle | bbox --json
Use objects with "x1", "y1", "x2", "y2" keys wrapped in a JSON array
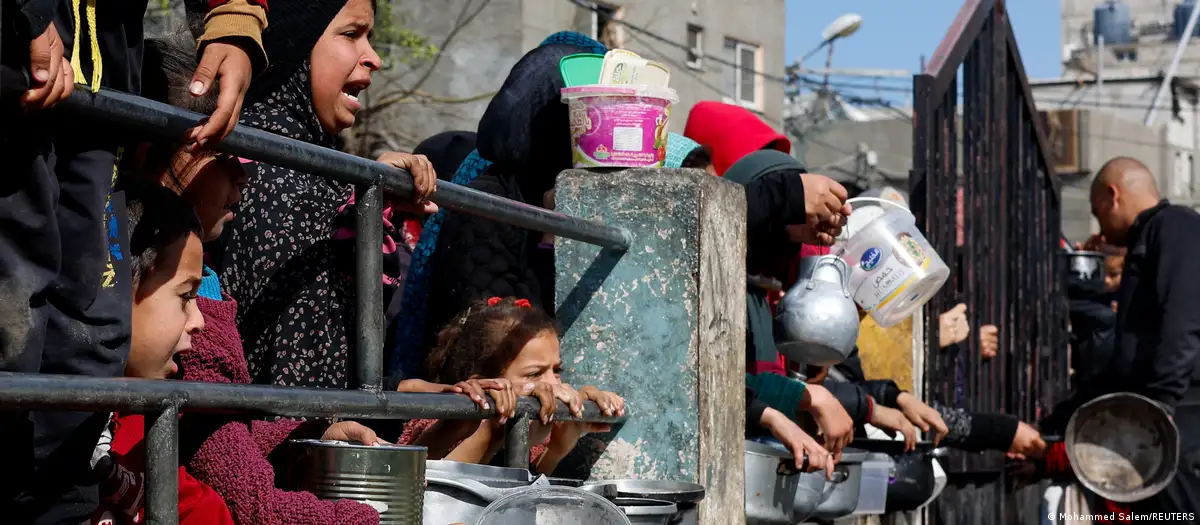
[
  {"x1": 805, "y1": 255, "x2": 851, "y2": 297},
  {"x1": 425, "y1": 476, "x2": 505, "y2": 503}
]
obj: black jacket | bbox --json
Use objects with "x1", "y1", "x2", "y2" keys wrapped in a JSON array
[
  {"x1": 724, "y1": 153, "x2": 808, "y2": 371},
  {"x1": 424, "y1": 44, "x2": 581, "y2": 332},
  {"x1": 1067, "y1": 277, "x2": 1117, "y2": 391},
  {"x1": 1093, "y1": 201, "x2": 1200, "y2": 411}
]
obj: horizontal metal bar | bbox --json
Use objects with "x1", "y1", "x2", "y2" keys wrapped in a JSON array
[
  {"x1": 52, "y1": 86, "x2": 630, "y2": 251},
  {"x1": 0, "y1": 373, "x2": 626, "y2": 423}
]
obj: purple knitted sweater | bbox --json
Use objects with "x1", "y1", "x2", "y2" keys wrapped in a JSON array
[{"x1": 179, "y1": 295, "x2": 379, "y2": 525}]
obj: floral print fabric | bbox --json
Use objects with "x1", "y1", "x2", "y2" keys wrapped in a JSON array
[{"x1": 219, "y1": 62, "x2": 406, "y2": 388}]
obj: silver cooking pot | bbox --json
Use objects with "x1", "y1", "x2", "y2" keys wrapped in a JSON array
[
  {"x1": 1063, "y1": 250, "x2": 1106, "y2": 289},
  {"x1": 1066, "y1": 392, "x2": 1180, "y2": 502},
  {"x1": 744, "y1": 440, "x2": 802, "y2": 524},
  {"x1": 580, "y1": 479, "x2": 705, "y2": 525},
  {"x1": 613, "y1": 498, "x2": 678, "y2": 525},
  {"x1": 812, "y1": 449, "x2": 866, "y2": 520}
]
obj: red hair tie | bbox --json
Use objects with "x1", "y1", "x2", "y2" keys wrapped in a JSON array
[
  {"x1": 487, "y1": 297, "x2": 503, "y2": 307},
  {"x1": 514, "y1": 299, "x2": 532, "y2": 308}
]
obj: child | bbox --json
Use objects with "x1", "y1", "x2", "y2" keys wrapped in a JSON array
[
  {"x1": 401, "y1": 297, "x2": 625, "y2": 476},
  {"x1": 1, "y1": 2, "x2": 263, "y2": 518},
  {"x1": 90, "y1": 180, "x2": 230, "y2": 525},
  {"x1": 130, "y1": 34, "x2": 504, "y2": 525}
]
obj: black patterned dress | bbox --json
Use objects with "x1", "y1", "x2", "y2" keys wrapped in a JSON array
[{"x1": 218, "y1": 62, "x2": 405, "y2": 389}]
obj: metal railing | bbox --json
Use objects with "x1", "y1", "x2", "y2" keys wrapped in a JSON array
[
  {"x1": 1, "y1": 69, "x2": 630, "y2": 525},
  {"x1": 911, "y1": 1, "x2": 1068, "y2": 524}
]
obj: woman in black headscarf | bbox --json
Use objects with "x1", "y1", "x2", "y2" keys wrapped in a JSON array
[
  {"x1": 419, "y1": 44, "x2": 583, "y2": 354},
  {"x1": 218, "y1": 0, "x2": 437, "y2": 389}
]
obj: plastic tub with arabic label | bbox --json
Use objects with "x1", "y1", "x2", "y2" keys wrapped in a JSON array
[
  {"x1": 561, "y1": 85, "x2": 678, "y2": 169},
  {"x1": 836, "y1": 197, "x2": 950, "y2": 327}
]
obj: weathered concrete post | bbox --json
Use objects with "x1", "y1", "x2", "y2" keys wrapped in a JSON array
[{"x1": 555, "y1": 169, "x2": 747, "y2": 525}]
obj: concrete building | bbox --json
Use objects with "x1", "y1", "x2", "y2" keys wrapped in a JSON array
[
  {"x1": 1061, "y1": 0, "x2": 1200, "y2": 79},
  {"x1": 374, "y1": 0, "x2": 787, "y2": 151},
  {"x1": 1031, "y1": 74, "x2": 1200, "y2": 239},
  {"x1": 143, "y1": 0, "x2": 787, "y2": 153}
]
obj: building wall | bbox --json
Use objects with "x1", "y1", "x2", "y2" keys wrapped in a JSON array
[{"x1": 376, "y1": 0, "x2": 786, "y2": 151}]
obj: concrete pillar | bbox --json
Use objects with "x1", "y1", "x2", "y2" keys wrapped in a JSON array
[{"x1": 554, "y1": 168, "x2": 747, "y2": 525}]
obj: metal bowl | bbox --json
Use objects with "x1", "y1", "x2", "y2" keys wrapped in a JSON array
[
  {"x1": 1066, "y1": 392, "x2": 1180, "y2": 502},
  {"x1": 1063, "y1": 250, "x2": 1106, "y2": 289}
]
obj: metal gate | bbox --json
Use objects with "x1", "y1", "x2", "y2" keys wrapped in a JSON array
[{"x1": 910, "y1": 0, "x2": 1069, "y2": 523}]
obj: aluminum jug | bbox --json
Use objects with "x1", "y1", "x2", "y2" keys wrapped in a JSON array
[{"x1": 774, "y1": 255, "x2": 860, "y2": 366}]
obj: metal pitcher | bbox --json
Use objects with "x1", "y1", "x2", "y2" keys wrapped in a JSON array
[{"x1": 775, "y1": 255, "x2": 860, "y2": 366}]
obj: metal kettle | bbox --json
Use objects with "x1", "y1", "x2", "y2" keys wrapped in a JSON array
[{"x1": 774, "y1": 255, "x2": 860, "y2": 366}]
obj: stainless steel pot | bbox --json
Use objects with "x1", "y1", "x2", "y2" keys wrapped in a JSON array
[
  {"x1": 290, "y1": 439, "x2": 426, "y2": 525},
  {"x1": 775, "y1": 255, "x2": 860, "y2": 366},
  {"x1": 744, "y1": 440, "x2": 801, "y2": 524},
  {"x1": 1063, "y1": 250, "x2": 1106, "y2": 289},
  {"x1": 613, "y1": 498, "x2": 678, "y2": 525},
  {"x1": 579, "y1": 479, "x2": 705, "y2": 525},
  {"x1": 1066, "y1": 392, "x2": 1180, "y2": 502},
  {"x1": 423, "y1": 474, "x2": 553, "y2": 525},
  {"x1": 812, "y1": 449, "x2": 866, "y2": 520},
  {"x1": 792, "y1": 469, "x2": 844, "y2": 522}
]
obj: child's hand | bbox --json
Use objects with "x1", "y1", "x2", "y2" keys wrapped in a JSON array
[
  {"x1": 323, "y1": 421, "x2": 388, "y2": 446},
  {"x1": 521, "y1": 381, "x2": 582, "y2": 425},
  {"x1": 377, "y1": 152, "x2": 439, "y2": 214},
  {"x1": 579, "y1": 385, "x2": 625, "y2": 418},
  {"x1": 396, "y1": 378, "x2": 517, "y2": 421},
  {"x1": 188, "y1": 40, "x2": 254, "y2": 147}
]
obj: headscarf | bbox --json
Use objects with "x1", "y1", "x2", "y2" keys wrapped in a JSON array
[
  {"x1": 684, "y1": 101, "x2": 791, "y2": 176},
  {"x1": 389, "y1": 32, "x2": 606, "y2": 378},
  {"x1": 413, "y1": 131, "x2": 477, "y2": 182},
  {"x1": 248, "y1": 0, "x2": 349, "y2": 104},
  {"x1": 664, "y1": 133, "x2": 701, "y2": 169}
]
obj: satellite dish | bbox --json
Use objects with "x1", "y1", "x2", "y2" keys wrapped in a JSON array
[{"x1": 822, "y1": 13, "x2": 864, "y2": 42}]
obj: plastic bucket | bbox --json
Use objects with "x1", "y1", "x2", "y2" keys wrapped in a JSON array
[
  {"x1": 836, "y1": 197, "x2": 949, "y2": 327},
  {"x1": 561, "y1": 85, "x2": 679, "y2": 169}
]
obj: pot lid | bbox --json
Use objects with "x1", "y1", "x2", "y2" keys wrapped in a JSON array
[
  {"x1": 477, "y1": 486, "x2": 633, "y2": 525},
  {"x1": 425, "y1": 459, "x2": 532, "y2": 484},
  {"x1": 580, "y1": 479, "x2": 706, "y2": 503}
]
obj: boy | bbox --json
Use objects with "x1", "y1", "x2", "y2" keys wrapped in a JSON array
[{"x1": 90, "y1": 180, "x2": 233, "y2": 524}]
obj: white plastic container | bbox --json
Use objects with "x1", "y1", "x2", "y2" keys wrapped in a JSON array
[{"x1": 837, "y1": 197, "x2": 950, "y2": 327}]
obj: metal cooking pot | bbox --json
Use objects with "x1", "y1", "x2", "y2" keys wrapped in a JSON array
[
  {"x1": 792, "y1": 469, "x2": 844, "y2": 522},
  {"x1": 613, "y1": 498, "x2": 678, "y2": 525},
  {"x1": 290, "y1": 439, "x2": 425, "y2": 525},
  {"x1": 1066, "y1": 392, "x2": 1180, "y2": 502},
  {"x1": 1063, "y1": 250, "x2": 1106, "y2": 289},
  {"x1": 424, "y1": 474, "x2": 552, "y2": 525},
  {"x1": 775, "y1": 255, "x2": 860, "y2": 366},
  {"x1": 579, "y1": 479, "x2": 705, "y2": 525},
  {"x1": 813, "y1": 449, "x2": 867, "y2": 520},
  {"x1": 744, "y1": 440, "x2": 801, "y2": 524}
]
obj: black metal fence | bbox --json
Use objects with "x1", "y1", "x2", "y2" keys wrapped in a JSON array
[
  {"x1": 0, "y1": 77, "x2": 629, "y2": 525},
  {"x1": 910, "y1": 0, "x2": 1068, "y2": 523}
]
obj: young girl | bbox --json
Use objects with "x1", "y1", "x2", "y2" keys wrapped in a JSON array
[{"x1": 402, "y1": 297, "x2": 625, "y2": 475}]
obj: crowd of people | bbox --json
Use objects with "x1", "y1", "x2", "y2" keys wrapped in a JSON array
[{"x1": 3, "y1": 0, "x2": 1199, "y2": 524}]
